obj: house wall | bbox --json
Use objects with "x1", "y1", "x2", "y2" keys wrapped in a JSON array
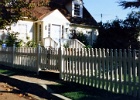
[
  {"x1": 0, "y1": 29, "x2": 7, "y2": 42},
  {"x1": 0, "y1": 20, "x2": 33, "y2": 44},
  {"x1": 41, "y1": 9, "x2": 70, "y2": 47},
  {"x1": 8, "y1": 20, "x2": 34, "y2": 44},
  {"x1": 69, "y1": 26, "x2": 99, "y2": 46}
]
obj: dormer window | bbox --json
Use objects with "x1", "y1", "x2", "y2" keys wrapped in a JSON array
[
  {"x1": 74, "y1": 4, "x2": 80, "y2": 16},
  {"x1": 72, "y1": 0, "x2": 83, "y2": 18}
]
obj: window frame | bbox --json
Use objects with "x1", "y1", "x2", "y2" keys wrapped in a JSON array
[{"x1": 48, "y1": 23, "x2": 51, "y2": 37}]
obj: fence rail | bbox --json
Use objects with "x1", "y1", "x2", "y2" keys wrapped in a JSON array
[{"x1": 0, "y1": 45, "x2": 140, "y2": 98}]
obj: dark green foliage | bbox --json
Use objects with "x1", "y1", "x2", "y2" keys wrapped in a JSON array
[
  {"x1": 70, "y1": 32, "x2": 89, "y2": 46},
  {"x1": 95, "y1": 11, "x2": 140, "y2": 49},
  {"x1": 84, "y1": 45, "x2": 92, "y2": 48},
  {"x1": 63, "y1": 43, "x2": 69, "y2": 48},
  {"x1": 119, "y1": 0, "x2": 140, "y2": 9},
  {"x1": 5, "y1": 32, "x2": 23, "y2": 47},
  {"x1": 26, "y1": 41, "x2": 37, "y2": 47},
  {"x1": 0, "y1": 40, "x2": 3, "y2": 45},
  {"x1": 0, "y1": 0, "x2": 28, "y2": 29}
]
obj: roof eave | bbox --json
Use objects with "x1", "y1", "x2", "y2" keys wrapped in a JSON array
[{"x1": 70, "y1": 23, "x2": 99, "y2": 28}]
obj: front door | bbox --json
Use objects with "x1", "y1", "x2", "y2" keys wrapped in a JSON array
[{"x1": 51, "y1": 24, "x2": 61, "y2": 47}]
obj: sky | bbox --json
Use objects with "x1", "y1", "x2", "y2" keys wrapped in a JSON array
[{"x1": 83, "y1": 0, "x2": 137, "y2": 23}]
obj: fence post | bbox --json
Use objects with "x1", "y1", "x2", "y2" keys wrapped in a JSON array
[
  {"x1": 12, "y1": 44, "x2": 15, "y2": 67},
  {"x1": 58, "y1": 46, "x2": 64, "y2": 79},
  {"x1": 36, "y1": 44, "x2": 41, "y2": 75}
]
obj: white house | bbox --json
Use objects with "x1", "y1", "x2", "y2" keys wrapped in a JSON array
[{"x1": 0, "y1": 0, "x2": 99, "y2": 48}]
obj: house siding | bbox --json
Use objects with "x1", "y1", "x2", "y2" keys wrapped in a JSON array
[
  {"x1": 0, "y1": 20, "x2": 34, "y2": 44},
  {"x1": 0, "y1": 30, "x2": 7, "y2": 42},
  {"x1": 11, "y1": 20, "x2": 34, "y2": 42}
]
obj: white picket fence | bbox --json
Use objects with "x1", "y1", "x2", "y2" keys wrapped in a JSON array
[
  {"x1": 61, "y1": 48, "x2": 140, "y2": 98},
  {"x1": 0, "y1": 44, "x2": 59, "y2": 73},
  {"x1": 0, "y1": 45, "x2": 140, "y2": 98}
]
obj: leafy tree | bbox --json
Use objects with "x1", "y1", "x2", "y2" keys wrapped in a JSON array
[
  {"x1": 95, "y1": 11, "x2": 140, "y2": 49},
  {"x1": 0, "y1": 0, "x2": 28, "y2": 29},
  {"x1": 119, "y1": 0, "x2": 140, "y2": 9}
]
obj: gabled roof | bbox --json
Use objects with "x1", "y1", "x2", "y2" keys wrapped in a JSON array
[
  {"x1": 24, "y1": 6, "x2": 53, "y2": 20},
  {"x1": 23, "y1": 0, "x2": 98, "y2": 27}
]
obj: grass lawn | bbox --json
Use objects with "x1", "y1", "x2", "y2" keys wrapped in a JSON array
[{"x1": 0, "y1": 68, "x2": 16, "y2": 76}]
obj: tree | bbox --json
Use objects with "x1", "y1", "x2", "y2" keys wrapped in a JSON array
[
  {"x1": 0, "y1": 0, "x2": 28, "y2": 29},
  {"x1": 95, "y1": 11, "x2": 140, "y2": 49},
  {"x1": 5, "y1": 32, "x2": 23, "y2": 47},
  {"x1": 119, "y1": 0, "x2": 140, "y2": 9}
]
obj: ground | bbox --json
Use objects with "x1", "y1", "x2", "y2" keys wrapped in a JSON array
[
  {"x1": 0, "y1": 65, "x2": 61, "y2": 100},
  {"x1": 0, "y1": 82, "x2": 38, "y2": 100}
]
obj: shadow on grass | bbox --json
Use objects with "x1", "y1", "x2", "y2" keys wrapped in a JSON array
[
  {"x1": 48, "y1": 82, "x2": 139, "y2": 100},
  {"x1": 0, "y1": 64, "x2": 60, "y2": 81},
  {"x1": 0, "y1": 65, "x2": 36, "y2": 76}
]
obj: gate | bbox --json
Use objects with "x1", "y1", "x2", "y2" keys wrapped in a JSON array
[{"x1": 40, "y1": 47, "x2": 59, "y2": 72}]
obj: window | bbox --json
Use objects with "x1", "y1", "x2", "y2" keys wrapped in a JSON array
[
  {"x1": 62, "y1": 25, "x2": 64, "y2": 39},
  {"x1": 74, "y1": 4, "x2": 80, "y2": 16},
  {"x1": 39, "y1": 24, "x2": 42, "y2": 41},
  {"x1": 72, "y1": 1, "x2": 83, "y2": 18},
  {"x1": 48, "y1": 24, "x2": 51, "y2": 37},
  {"x1": 35, "y1": 23, "x2": 37, "y2": 42},
  {"x1": 45, "y1": 25, "x2": 47, "y2": 30}
]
